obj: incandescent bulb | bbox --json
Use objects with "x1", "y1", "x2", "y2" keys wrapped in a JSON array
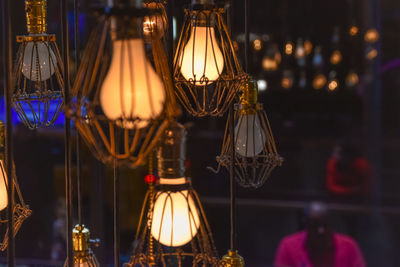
[
  {"x1": 234, "y1": 113, "x2": 266, "y2": 157},
  {"x1": 0, "y1": 160, "x2": 8, "y2": 211},
  {"x1": 295, "y1": 39, "x2": 305, "y2": 59},
  {"x1": 22, "y1": 41, "x2": 56, "y2": 81},
  {"x1": 151, "y1": 178, "x2": 200, "y2": 247},
  {"x1": 100, "y1": 38, "x2": 165, "y2": 128},
  {"x1": 180, "y1": 26, "x2": 224, "y2": 84}
]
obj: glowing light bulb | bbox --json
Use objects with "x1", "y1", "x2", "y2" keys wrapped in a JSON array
[
  {"x1": 364, "y1": 28, "x2": 379, "y2": 43},
  {"x1": 281, "y1": 70, "x2": 294, "y2": 89},
  {"x1": 285, "y1": 42, "x2": 293, "y2": 55},
  {"x1": 142, "y1": 2, "x2": 167, "y2": 39},
  {"x1": 349, "y1": 25, "x2": 359, "y2": 36},
  {"x1": 22, "y1": 42, "x2": 57, "y2": 81},
  {"x1": 100, "y1": 38, "x2": 165, "y2": 128},
  {"x1": 304, "y1": 39, "x2": 313, "y2": 55},
  {"x1": 330, "y1": 50, "x2": 342, "y2": 65},
  {"x1": 253, "y1": 39, "x2": 262, "y2": 51},
  {"x1": 180, "y1": 26, "x2": 224, "y2": 84},
  {"x1": 151, "y1": 178, "x2": 200, "y2": 247},
  {"x1": 295, "y1": 39, "x2": 305, "y2": 59},
  {"x1": 328, "y1": 71, "x2": 338, "y2": 91},
  {"x1": 313, "y1": 74, "x2": 327, "y2": 90},
  {"x1": 346, "y1": 71, "x2": 359, "y2": 87},
  {"x1": 0, "y1": 160, "x2": 8, "y2": 211},
  {"x1": 234, "y1": 113, "x2": 266, "y2": 157}
]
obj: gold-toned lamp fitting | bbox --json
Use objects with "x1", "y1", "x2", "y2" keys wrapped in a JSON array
[
  {"x1": 25, "y1": 0, "x2": 47, "y2": 34},
  {"x1": 157, "y1": 121, "x2": 186, "y2": 179},
  {"x1": 222, "y1": 250, "x2": 245, "y2": 267},
  {"x1": 239, "y1": 79, "x2": 258, "y2": 115},
  {"x1": 111, "y1": 17, "x2": 141, "y2": 40},
  {"x1": 73, "y1": 224, "x2": 90, "y2": 252}
]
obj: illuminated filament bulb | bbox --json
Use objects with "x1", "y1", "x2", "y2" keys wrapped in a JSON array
[
  {"x1": 180, "y1": 25, "x2": 224, "y2": 85},
  {"x1": 151, "y1": 178, "x2": 200, "y2": 247},
  {"x1": 100, "y1": 37, "x2": 165, "y2": 129},
  {"x1": 22, "y1": 41, "x2": 57, "y2": 81},
  {"x1": 0, "y1": 160, "x2": 8, "y2": 211}
]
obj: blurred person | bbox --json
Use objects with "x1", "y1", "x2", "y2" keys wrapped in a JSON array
[
  {"x1": 326, "y1": 144, "x2": 370, "y2": 197},
  {"x1": 274, "y1": 202, "x2": 365, "y2": 267}
]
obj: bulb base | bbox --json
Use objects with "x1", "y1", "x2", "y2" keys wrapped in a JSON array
[
  {"x1": 73, "y1": 224, "x2": 90, "y2": 252},
  {"x1": 111, "y1": 16, "x2": 141, "y2": 40},
  {"x1": 221, "y1": 250, "x2": 245, "y2": 267},
  {"x1": 239, "y1": 79, "x2": 258, "y2": 115},
  {"x1": 25, "y1": 0, "x2": 47, "y2": 34}
]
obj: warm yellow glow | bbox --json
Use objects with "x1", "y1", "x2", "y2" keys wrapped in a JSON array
[
  {"x1": 180, "y1": 26, "x2": 224, "y2": 85},
  {"x1": 285, "y1": 42, "x2": 293, "y2": 55},
  {"x1": 330, "y1": 50, "x2": 342, "y2": 65},
  {"x1": 364, "y1": 28, "x2": 379, "y2": 43},
  {"x1": 262, "y1": 57, "x2": 278, "y2": 71},
  {"x1": 304, "y1": 40, "x2": 313, "y2": 55},
  {"x1": 253, "y1": 39, "x2": 262, "y2": 51},
  {"x1": 142, "y1": 2, "x2": 167, "y2": 38},
  {"x1": 0, "y1": 160, "x2": 8, "y2": 211},
  {"x1": 346, "y1": 72, "x2": 359, "y2": 87},
  {"x1": 295, "y1": 41, "x2": 305, "y2": 59},
  {"x1": 366, "y1": 48, "x2": 378, "y2": 60},
  {"x1": 281, "y1": 78, "x2": 293, "y2": 89},
  {"x1": 100, "y1": 39, "x2": 165, "y2": 129},
  {"x1": 233, "y1": 41, "x2": 239, "y2": 52},
  {"x1": 349, "y1": 26, "x2": 359, "y2": 36},
  {"x1": 151, "y1": 178, "x2": 200, "y2": 247},
  {"x1": 22, "y1": 42, "x2": 57, "y2": 81},
  {"x1": 328, "y1": 80, "x2": 338, "y2": 91},
  {"x1": 313, "y1": 74, "x2": 327, "y2": 90}
]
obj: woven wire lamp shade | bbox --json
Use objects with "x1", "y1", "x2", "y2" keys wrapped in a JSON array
[
  {"x1": 124, "y1": 182, "x2": 220, "y2": 267},
  {"x1": 13, "y1": 0, "x2": 64, "y2": 129},
  {"x1": 173, "y1": 1, "x2": 246, "y2": 117},
  {"x1": 214, "y1": 79, "x2": 283, "y2": 188},
  {"x1": 68, "y1": 8, "x2": 177, "y2": 167}
]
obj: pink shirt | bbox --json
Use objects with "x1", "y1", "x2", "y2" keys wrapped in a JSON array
[{"x1": 274, "y1": 231, "x2": 366, "y2": 267}]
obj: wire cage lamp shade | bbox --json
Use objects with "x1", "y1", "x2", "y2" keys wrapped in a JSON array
[
  {"x1": 13, "y1": 0, "x2": 64, "y2": 129},
  {"x1": 173, "y1": 0, "x2": 246, "y2": 117},
  {"x1": 124, "y1": 121, "x2": 220, "y2": 267},
  {"x1": 0, "y1": 122, "x2": 31, "y2": 251},
  {"x1": 142, "y1": 0, "x2": 168, "y2": 41},
  {"x1": 214, "y1": 79, "x2": 283, "y2": 188},
  {"x1": 68, "y1": 4, "x2": 178, "y2": 167}
]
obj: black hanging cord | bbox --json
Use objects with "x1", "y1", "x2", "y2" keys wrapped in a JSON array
[
  {"x1": 61, "y1": 0, "x2": 73, "y2": 265},
  {"x1": 113, "y1": 157, "x2": 120, "y2": 267},
  {"x1": 167, "y1": 0, "x2": 175, "y2": 72},
  {"x1": 73, "y1": 0, "x2": 83, "y2": 227},
  {"x1": 2, "y1": 0, "x2": 15, "y2": 265},
  {"x1": 244, "y1": 0, "x2": 249, "y2": 73}
]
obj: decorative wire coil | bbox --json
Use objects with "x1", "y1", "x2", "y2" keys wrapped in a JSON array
[
  {"x1": 124, "y1": 183, "x2": 221, "y2": 267},
  {"x1": 13, "y1": 35, "x2": 64, "y2": 129},
  {"x1": 68, "y1": 13, "x2": 178, "y2": 167},
  {"x1": 173, "y1": 6, "x2": 246, "y2": 117},
  {"x1": 211, "y1": 104, "x2": 283, "y2": 188},
  {"x1": 0, "y1": 163, "x2": 32, "y2": 251}
]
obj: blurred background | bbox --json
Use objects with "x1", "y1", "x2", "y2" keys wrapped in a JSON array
[{"x1": 1, "y1": 0, "x2": 400, "y2": 266}]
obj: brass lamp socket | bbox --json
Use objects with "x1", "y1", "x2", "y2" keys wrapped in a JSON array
[
  {"x1": 157, "y1": 121, "x2": 186, "y2": 179},
  {"x1": 72, "y1": 224, "x2": 90, "y2": 252},
  {"x1": 239, "y1": 78, "x2": 258, "y2": 115},
  {"x1": 222, "y1": 250, "x2": 245, "y2": 267},
  {"x1": 25, "y1": 0, "x2": 47, "y2": 34},
  {"x1": 111, "y1": 16, "x2": 141, "y2": 40}
]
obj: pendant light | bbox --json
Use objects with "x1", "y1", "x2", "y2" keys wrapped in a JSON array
[
  {"x1": 64, "y1": 225, "x2": 100, "y2": 267},
  {"x1": 13, "y1": 0, "x2": 64, "y2": 129},
  {"x1": 142, "y1": 0, "x2": 168, "y2": 41},
  {"x1": 124, "y1": 121, "x2": 220, "y2": 266},
  {"x1": 68, "y1": 1, "x2": 177, "y2": 167},
  {"x1": 213, "y1": 79, "x2": 283, "y2": 188},
  {"x1": 173, "y1": 0, "x2": 246, "y2": 117},
  {"x1": 0, "y1": 121, "x2": 31, "y2": 251}
]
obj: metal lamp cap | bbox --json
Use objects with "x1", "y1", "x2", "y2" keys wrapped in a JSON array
[
  {"x1": 239, "y1": 78, "x2": 258, "y2": 114},
  {"x1": 25, "y1": 0, "x2": 47, "y2": 34},
  {"x1": 222, "y1": 250, "x2": 245, "y2": 267},
  {"x1": 72, "y1": 224, "x2": 90, "y2": 252}
]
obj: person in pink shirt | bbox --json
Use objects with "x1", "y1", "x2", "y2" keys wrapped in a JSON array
[{"x1": 274, "y1": 202, "x2": 366, "y2": 267}]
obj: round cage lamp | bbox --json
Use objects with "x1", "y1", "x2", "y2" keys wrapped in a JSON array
[
  {"x1": 173, "y1": 0, "x2": 246, "y2": 117},
  {"x1": 124, "y1": 121, "x2": 220, "y2": 267},
  {"x1": 0, "y1": 122, "x2": 32, "y2": 251},
  {"x1": 142, "y1": 0, "x2": 167, "y2": 41},
  {"x1": 68, "y1": 0, "x2": 179, "y2": 167},
  {"x1": 13, "y1": 0, "x2": 64, "y2": 129},
  {"x1": 64, "y1": 225, "x2": 100, "y2": 267},
  {"x1": 213, "y1": 78, "x2": 283, "y2": 188}
]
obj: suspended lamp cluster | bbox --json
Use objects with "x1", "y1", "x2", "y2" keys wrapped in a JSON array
[
  {"x1": 125, "y1": 122, "x2": 220, "y2": 267},
  {"x1": 67, "y1": 2, "x2": 179, "y2": 167},
  {"x1": 13, "y1": 0, "x2": 64, "y2": 129},
  {"x1": 212, "y1": 79, "x2": 283, "y2": 188},
  {"x1": 0, "y1": 122, "x2": 31, "y2": 251},
  {"x1": 173, "y1": 0, "x2": 246, "y2": 117}
]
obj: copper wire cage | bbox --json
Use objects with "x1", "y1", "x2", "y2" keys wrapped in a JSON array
[
  {"x1": 68, "y1": 7, "x2": 179, "y2": 167},
  {"x1": 213, "y1": 80, "x2": 283, "y2": 188},
  {"x1": 173, "y1": 2, "x2": 246, "y2": 117},
  {"x1": 124, "y1": 181, "x2": 221, "y2": 267},
  {"x1": 13, "y1": 35, "x2": 65, "y2": 129},
  {"x1": 142, "y1": 0, "x2": 168, "y2": 41}
]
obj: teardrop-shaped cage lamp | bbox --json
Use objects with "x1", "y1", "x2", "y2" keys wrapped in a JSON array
[
  {"x1": 13, "y1": 0, "x2": 64, "y2": 129},
  {"x1": 173, "y1": 0, "x2": 246, "y2": 117}
]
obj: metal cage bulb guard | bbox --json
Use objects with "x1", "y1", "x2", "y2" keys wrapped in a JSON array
[
  {"x1": 13, "y1": 0, "x2": 65, "y2": 129},
  {"x1": 173, "y1": 0, "x2": 246, "y2": 117},
  {"x1": 210, "y1": 78, "x2": 283, "y2": 188}
]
